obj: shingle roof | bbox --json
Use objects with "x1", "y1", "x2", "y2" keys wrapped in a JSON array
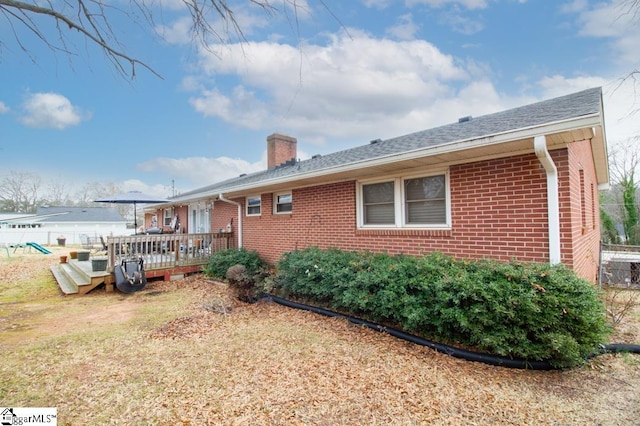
[
  {"x1": 176, "y1": 87, "x2": 603, "y2": 200},
  {"x1": 35, "y1": 206, "x2": 127, "y2": 222}
]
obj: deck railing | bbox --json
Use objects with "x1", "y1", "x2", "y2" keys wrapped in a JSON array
[{"x1": 105, "y1": 232, "x2": 234, "y2": 271}]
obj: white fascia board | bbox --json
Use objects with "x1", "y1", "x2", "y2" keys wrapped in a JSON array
[{"x1": 177, "y1": 114, "x2": 602, "y2": 203}]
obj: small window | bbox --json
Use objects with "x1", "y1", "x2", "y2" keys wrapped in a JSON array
[
  {"x1": 363, "y1": 181, "x2": 395, "y2": 225},
  {"x1": 163, "y1": 209, "x2": 172, "y2": 226},
  {"x1": 274, "y1": 192, "x2": 292, "y2": 214},
  {"x1": 404, "y1": 175, "x2": 446, "y2": 224},
  {"x1": 246, "y1": 196, "x2": 261, "y2": 216}
]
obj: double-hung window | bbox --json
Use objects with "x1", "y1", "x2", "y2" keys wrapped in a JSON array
[
  {"x1": 246, "y1": 196, "x2": 261, "y2": 216},
  {"x1": 274, "y1": 192, "x2": 292, "y2": 214},
  {"x1": 404, "y1": 175, "x2": 447, "y2": 224},
  {"x1": 362, "y1": 181, "x2": 395, "y2": 225},
  {"x1": 163, "y1": 209, "x2": 172, "y2": 226},
  {"x1": 359, "y1": 172, "x2": 449, "y2": 228}
]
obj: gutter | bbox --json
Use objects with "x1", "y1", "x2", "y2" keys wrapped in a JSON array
[
  {"x1": 534, "y1": 135, "x2": 561, "y2": 265},
  {"x1": 218, "y1": 193, "x2": 242, "y2": 248}
]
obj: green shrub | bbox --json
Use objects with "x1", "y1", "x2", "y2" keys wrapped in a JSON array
[
  {"x1": 203, "y1": 248, "x2": 272, "y2": 303},
  {"x1": 275, "y1": 247, "x2": 612, "y2": 368},
  {"x1": 276, "y1": 247, "x2": 361, "y2": 304},
  {"x1": 203, "y1": 248, "x2": 266, "y2": 280}
]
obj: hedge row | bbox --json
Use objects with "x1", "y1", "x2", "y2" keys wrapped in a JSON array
[{"x1": 206, "y1": 247, "x2": 611, "y2": 368}]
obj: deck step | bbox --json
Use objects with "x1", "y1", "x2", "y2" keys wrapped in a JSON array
[
  {"x1": 60, "y1": 262, "x2": 91, "y2": 286},
  {"x1": 50, "y1": 265, "x2": 79, "y2": 295}
]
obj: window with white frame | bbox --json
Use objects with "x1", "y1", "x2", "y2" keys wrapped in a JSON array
[
  {"x1": 274, "y1": 192, "x2": 292, "y2": 214},
  {"x1": 362, "y1": 181, "x2": 395, "y2": 225},
  {"x1": 246, "y1": 195, "x2": 262, "y2": 216},
  {"x1": 359, "y1": 172, "x2": 449, "y2": 228},
  {"x1": 163, "y1": 209, "x2": 172, "y2": 226},
  {"x1": 404, "y1": 175, "x2": 447, "y2": 224}
]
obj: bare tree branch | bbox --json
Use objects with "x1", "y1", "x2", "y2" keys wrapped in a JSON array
[
  {"x1": 0, "y1": 0, "x2": 164, "y2": 79},
  {"x1": 608, "y1": 137, "x2": 640, "y2": 185},
  {"x1": 618, "y1": 0, "x2": 640, "y2": 20},
  {"x1": 614, "y1": 0, "x2": 640, "y2": 113},
  {"x1": 0, "y1": 0, "x2": 339, "y2": 80},
  {"x1": 0, "y1": 170, "x2": 42, "y2": 212}
]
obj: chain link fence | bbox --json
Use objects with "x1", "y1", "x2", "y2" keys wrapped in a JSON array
[{"x1": 600, "y1": 243, "x2": 640, "y2": 289}]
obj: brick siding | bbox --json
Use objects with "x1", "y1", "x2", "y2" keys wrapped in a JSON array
[
  {"x1": 564, "y1": 140, "x2": 601, "y2": 282},
  {"x1": 235, "y1": 147, "x2": 600, "y2": 282},
  {"x1": 155, "y1": 142, "x2": 601, "y2": 283}
]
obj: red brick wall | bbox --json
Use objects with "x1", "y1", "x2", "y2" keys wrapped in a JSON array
[
  {"x1": 211, "y1": 202, "x2": 238, "y2": 235},
  {"x1": 163, "y1": 144, "x2": 600, "y2": 282},
  {"x1": 239, "y1": 151, "x2": 582, "y2": 270},
  {"x1": 564, "y1": 140, "x2": 601, "y2": 282},
  {"x1": 173, "y1": 205, "x2": 188, "y2": 233}
]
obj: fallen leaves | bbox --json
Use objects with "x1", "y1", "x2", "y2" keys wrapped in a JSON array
[{"x1": 1, "y1": 251, "x2": 640, "y2": 424}]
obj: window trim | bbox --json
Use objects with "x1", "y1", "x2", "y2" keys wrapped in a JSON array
[
  {"x1": 358, "y1": 179, "x2": 400, "y2": 228},
  {"x1": 273, "y1": 191, "x2": 293, "y2": 214},
  {"x1": 246, "y1": 195, "x2": 262, "y2": 216},
  {"x1": 357, "y1": 171, "x2": 451, "y2": 229},
  {"x1": 163, "y1": 208, "x2": 172, "y2": 226}
]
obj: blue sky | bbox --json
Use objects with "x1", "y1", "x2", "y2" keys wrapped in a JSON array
[{"x1": 1, "y1": 0, "x2": 639, "y2": 199}]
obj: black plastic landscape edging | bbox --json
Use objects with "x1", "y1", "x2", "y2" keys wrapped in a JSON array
[{"x1": 266, "y1": 295, "x2": 640, "y2": 370}]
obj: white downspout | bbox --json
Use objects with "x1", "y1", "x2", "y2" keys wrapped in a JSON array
[
  {"x1": 218, "y1": 193, "x2": 243, "y2": 248},
  {"x1": 534, "y1": 135, "x2": 561, "y2": 265}
]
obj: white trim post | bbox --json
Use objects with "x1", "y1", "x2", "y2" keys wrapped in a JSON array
[
  {"x1": 218, "y1": 193, "x2": 242, "y2": 248},
  {"x1": 534, "y1": 135, "x2": 561, "y2": 265}
]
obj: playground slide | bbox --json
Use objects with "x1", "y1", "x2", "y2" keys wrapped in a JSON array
[{"x1": 26, "y1": 242, "x2": 52, "y2": 254}]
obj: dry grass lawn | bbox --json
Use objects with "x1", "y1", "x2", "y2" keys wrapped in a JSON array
[{"x1": 1, "y1": 247, "x2": 639, "y2": 425}]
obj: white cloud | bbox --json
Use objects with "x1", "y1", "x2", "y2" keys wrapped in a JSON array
[
  {"x1": 565, "y1": 0, "x2": 640, "y2": 66},
  {"x1": 537, "y1": 74, "x2": 609, "y2": 98},
  {"x1": 405, "y1": 0, "x2": 488, "y2": 10},
  {"x1": 137, "y1": 156, "x2": 266, "y2": 187},
  {"x1": 0, "y1": 101, "x2": 9, "y2": 114},
  {"x1": 438, "y1": 8, "x2": 484, "y2": 34},
  {"x1": 537, "y1": 74, "x2": 640, "y2": 144},
  {"x1": 361, "y1": 0, "x2": 392, "y2": 9},
  {"x1": 386, "y1": 14, "x2": 420, "y2": 40},
  {"x1": 601, "y1": 79, "x2": 640, "y2": 144},
  {"x1": 559, "y1": 0, "x2": 588, "y2": 14},
  {"x1": 157, "y1": 16, "x2": 194, "y2": 45},
  {"x1": 401, "y1": 0, "x2": 485, "y2": 34},
  {"x1": 136, "y1": 143, "x2": 313, "y2": 189},
  {"x1": 19, "y1": 92, "x2": 88, "y2": 130},
  {"x1": 117, "y1": 179, "x2": 174, "y2": 199},
  {"x1": 157, "y1": 1, "x2": 307, "y2": 46},
  {"x1": 187, "y1": 30, "x2": 494, "y2": 144},
  {"x1": 183, "y1": 11, "x2": 637, "y2": 161}
]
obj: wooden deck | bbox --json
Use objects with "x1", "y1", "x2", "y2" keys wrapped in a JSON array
[{"x1": 51, "y1": 232, "x2": 233, "y2": 295}]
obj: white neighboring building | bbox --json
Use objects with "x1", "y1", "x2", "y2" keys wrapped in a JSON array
[{"x1": 0, "y1": 206, "x2": 130, "y2": 246}]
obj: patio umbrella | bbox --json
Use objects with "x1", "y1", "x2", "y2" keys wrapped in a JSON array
[{"x1": 94, "y1": 191, "x2": 169, "y2": 233}]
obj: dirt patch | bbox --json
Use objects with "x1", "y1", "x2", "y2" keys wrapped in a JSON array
[
  {"x1": 0, "y1": 297, "x2": 141, "y2": 344},
  {"x1": 0, "y1": 249, "x2": 144, "y2": 342},
  {"x1": 43, "y1": 299, "x2": 139, "y2": 334}
]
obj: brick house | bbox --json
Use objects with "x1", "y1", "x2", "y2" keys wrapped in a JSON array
[{"x1": 149, "y1": 87, "x2": 608, "y2": 283}]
